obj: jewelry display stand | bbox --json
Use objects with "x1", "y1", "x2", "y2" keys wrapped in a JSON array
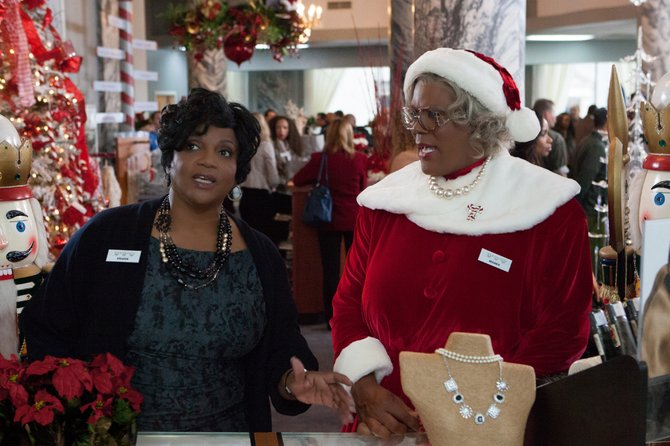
[{"x1": 400, "y1": 332, "x2": 535, "y2": 446}]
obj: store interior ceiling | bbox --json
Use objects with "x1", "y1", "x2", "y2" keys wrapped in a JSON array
[{"x1": 532, "y1": 18, "x2": 637, "y2": 40}]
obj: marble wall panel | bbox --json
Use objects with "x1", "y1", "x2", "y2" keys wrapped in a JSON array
[
  {"x1": 412, "y1": 0, "x2": 527, "y2": 91},
  {"x1": 641, "y1": 0, "x2": 670, "y2": 82},
  {"x1": 248, "y1": 71, "x2": 305, "y2": 116}
]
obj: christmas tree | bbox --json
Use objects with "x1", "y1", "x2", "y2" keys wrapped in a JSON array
[{"x1": 0, "y1": 0, "x2": 101, "y2": 253}]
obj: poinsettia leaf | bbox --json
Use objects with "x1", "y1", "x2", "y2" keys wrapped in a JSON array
[
  {"x1": 73, "y1": 432, "x2": 93, "y2": 446},
  {"x1": 91, "y1": 369, "x2": 113, "y2": 394},
  {"x1": 8, "y1": 383, "x2": 29, "y2": 407},
  {"x1": 25, "y1": 358, "x2": 57, "y2": 376},
  {"x1": 112, "y1": 399, "x2": 134, "y2": 425}
]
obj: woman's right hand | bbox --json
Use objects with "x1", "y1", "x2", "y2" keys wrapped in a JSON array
[{"x1": 351, "y1": 374, "x2": 421, "y2": 438}]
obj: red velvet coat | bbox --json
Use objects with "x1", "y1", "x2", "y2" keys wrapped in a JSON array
[
  {"x1": 331, "y1": 154, "x2": 593, "y2": 405},
  {"x1": 292, "y1": 151, "x2": 368, "y2": 232}
]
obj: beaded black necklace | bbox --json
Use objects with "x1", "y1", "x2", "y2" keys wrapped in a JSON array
[{"x1": 154, "y1": 196, "x2": 233, "y2": 290}]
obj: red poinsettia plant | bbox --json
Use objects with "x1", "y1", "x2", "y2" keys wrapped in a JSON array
[{"x1": 0, "y1": 353, "x2": 142, "y2": 446}]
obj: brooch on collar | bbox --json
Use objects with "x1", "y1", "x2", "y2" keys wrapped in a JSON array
[{"x1": 467, "y1": 204, "x2": 484, "y2": 221}]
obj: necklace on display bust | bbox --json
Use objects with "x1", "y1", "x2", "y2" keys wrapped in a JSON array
[
  {"x1": 435, "y1": 347, "x2": 509, "y2": 425},
  {"x1": 428, "y1": 156, "x2": 492, "y2": 199},
  {"x1": 154, "y1": 196, "x2": 233, "y2": 290}
]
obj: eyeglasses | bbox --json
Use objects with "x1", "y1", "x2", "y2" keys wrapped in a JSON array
[{"x1": 401, "y1": 107, "x2": 450, "y2": 132}]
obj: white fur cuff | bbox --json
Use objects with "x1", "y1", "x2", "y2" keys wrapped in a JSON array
[{"x1": 333, "y1": 336, "x2": 393, "y2": 385}]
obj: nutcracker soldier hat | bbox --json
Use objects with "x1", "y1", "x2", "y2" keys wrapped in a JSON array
[
  {"x1": 641, "y1": 72, "x2": 670, "y2": 171},
  {"x1": 403, "y1": 48, "x2": 540, "y2": 142},
  {"x1": 0, "y1": 114, "x2": 34, "y2": 199},
  {"x1": 628, "y1": 71, "x2": 670, "y2": 253}
]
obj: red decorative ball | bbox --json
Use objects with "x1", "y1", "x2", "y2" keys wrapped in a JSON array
[{"x1": 223, "y1": 33, "x2": 255, "y2": 66}]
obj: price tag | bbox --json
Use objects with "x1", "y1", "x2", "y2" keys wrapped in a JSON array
[
  {"x1": 96, "y1": 47, "x2": 124, "y2": 60},
  {"x1": 594, "y1": 310, "x2": 607, "y2": 326},
  {"x1": 135, "y1": 101, "x2": 159, "y2": 112},
  {"x1": 133, "y1": 70, "x2": 159, "y2": 81},
  {"x1": 93, "y1": 81, "x2": 123, "y2": 92},
  {"x1": 107, "y1": 15, "x2": 125, "y2": 29},
  {"x1": 612, "y1": 302, "x2": 626, "y2": 318},
  {"x1": 133, "y1": 39, "x2": 157, "y2": 51},
  {"x1": 95, "y1": 113, "x2": 125, "y2": 124}
]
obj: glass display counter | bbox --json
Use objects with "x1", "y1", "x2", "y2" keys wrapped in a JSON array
[{"x1": 137, "y1": 432, "x2": 429, "y2": 446}]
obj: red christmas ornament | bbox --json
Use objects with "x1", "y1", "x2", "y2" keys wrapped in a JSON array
[
  {"x1": 62, "y1": 205, "x2": 85, "y2": 227},
  {"x1": 223, "y1": 33, "x2": 255, "y2": 66},
  {"x1": 53, "y1": 235, "x2": 67, "y2": 251}
]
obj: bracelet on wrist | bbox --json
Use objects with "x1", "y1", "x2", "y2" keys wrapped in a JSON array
[{"x1": 283, "y1": 369, "x2": 297, "y2": 399}]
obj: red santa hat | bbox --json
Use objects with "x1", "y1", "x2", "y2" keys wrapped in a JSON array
[{"x1": 403, "y1": 48, "x2": 540, "y2": 142}]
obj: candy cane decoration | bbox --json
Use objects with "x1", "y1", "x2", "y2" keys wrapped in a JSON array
[{"x1": 119, "y1": 0, "x2": 134, "y2": 130}]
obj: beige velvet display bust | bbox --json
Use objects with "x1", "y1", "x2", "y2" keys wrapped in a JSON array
[{"x1": 400, "y1": 332, "x2": 535, "y2": 446}]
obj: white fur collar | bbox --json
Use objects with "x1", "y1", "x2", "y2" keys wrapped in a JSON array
[{"x1": 358, "y1": 151, "x2": 580, "y2": 235}]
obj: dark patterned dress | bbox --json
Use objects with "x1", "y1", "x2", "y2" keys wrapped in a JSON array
[{"x1": 126, "y1": 239, "x2": 266, "y2": 432}]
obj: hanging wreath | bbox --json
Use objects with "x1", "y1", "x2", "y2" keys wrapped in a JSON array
[{"x1": 166, "y1": 0, "x2": 307, "y2": 65}]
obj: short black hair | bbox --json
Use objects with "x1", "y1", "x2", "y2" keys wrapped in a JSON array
[
  {"x1": 593, "y1": 107, "x2": 608, "y2": 129},
  {"x1": 158, "y1": 88, "x2": 260, "y2": 185}
]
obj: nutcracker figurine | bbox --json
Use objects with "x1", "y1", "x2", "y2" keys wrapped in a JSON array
[
  {"x1": 629, "y1": 71, "x2": 670, "y2": 251},
  {"x1": 0, "y1": 114, "x2": 50, "y2": 359},
  {"x1": 630, "y1": 71, "x2": 670, "y2": 377}
]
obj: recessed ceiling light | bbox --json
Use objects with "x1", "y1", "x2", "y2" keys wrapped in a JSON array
[
  {"x1": 255, "y1": 43, "x2": 309, "y2": 50},
  {"x1": 526, "y1": 34, "x2": 595, "y2": 42}
]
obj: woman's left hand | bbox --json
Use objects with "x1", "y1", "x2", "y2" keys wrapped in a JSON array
[{"x1": 284, "y1": 356, "x2": 355, "y2": 424}]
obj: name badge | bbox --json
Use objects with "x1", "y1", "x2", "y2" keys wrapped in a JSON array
[
  {"x1": 478, "y1": 248, "x2": 512, "y2": 272},
  {"x1": 106, "y1": 249, "x2": 142, "y2": 263}
]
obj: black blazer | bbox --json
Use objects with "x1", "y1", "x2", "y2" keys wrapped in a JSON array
[{"x1": 22, "y1": 197, "x2": 317, "y2": 431}]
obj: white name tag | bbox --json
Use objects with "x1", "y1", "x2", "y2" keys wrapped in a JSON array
[
  {"x1": 106, "y1": 249, "x2": 141, "y2": 263},
  {"x1": 478, "y1": 248, "x2": 512, "y2": 272}
]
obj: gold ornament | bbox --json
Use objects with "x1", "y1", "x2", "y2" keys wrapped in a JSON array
[{"x1": 185, "y1": 11, "x2": 200, "y2": 35}]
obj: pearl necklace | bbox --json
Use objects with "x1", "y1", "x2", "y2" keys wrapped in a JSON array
[
  {"x1": 435, "y1": 348, "x2": 503, "y2": 364},
  {"x1": 428, "y1": 156, "x2": 492, "y2": 199},
  {"x1": 435, "y1": 348, "x2": 509, "y2": 425}
]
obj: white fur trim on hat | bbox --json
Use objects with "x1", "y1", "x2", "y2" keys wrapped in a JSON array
[{"x1": 404, "y1": 48, "x2": 540, "y2": 142}]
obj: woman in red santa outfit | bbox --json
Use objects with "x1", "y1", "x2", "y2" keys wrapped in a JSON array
[{"x1": 330, "y1": 48, "x2": 594, "y2": 437}]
